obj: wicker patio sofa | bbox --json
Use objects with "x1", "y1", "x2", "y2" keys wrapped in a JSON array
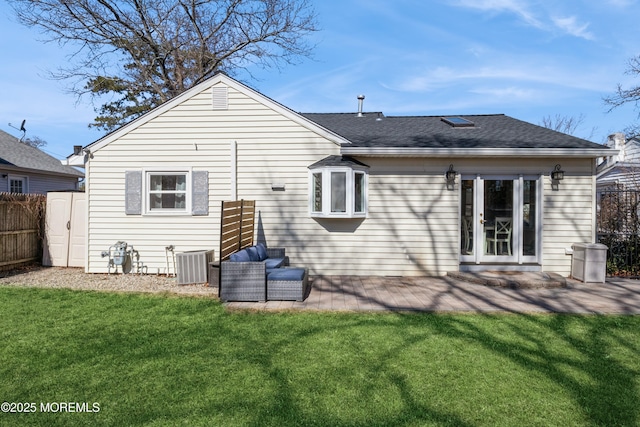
[{"x1": 219, "y1": 243, "x2": 287, "y2": 302}]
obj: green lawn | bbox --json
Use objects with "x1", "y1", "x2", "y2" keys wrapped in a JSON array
[{"x1": 0, "y1": 287, "x2": 638, "y2": 427}]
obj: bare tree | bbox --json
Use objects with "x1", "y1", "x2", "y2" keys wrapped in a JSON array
[
  {"x1": 23, "y1": 136, "x2": 48, "y2": 150},
  {"x1": 8, "y1": 0, "x2": 319, "y2": 131},
  {"x1": 604, "y1": 56, "x2": 640, "y2": 138},
  {"x1": 539, "y1": 113, "x2": 596, "y2": 140}
]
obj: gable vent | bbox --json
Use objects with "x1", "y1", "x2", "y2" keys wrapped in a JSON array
[{"x1": 212, "y1": 86, "x2": 228, "y2": 110}]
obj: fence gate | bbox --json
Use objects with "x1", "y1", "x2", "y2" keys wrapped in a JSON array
[
  {"x1": 43, "y1": 192, "x2": 86, "y2": 267},
  {"x1": 596, "y1": 189, "x2": 640, "y2": 277}
]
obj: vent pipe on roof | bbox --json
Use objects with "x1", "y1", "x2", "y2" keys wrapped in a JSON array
[{"x1": 357, "y1": 95, "x2": 365, "y2": 117}]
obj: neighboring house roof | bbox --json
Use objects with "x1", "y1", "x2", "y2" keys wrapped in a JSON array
[
  {"x1": 0, "y1": 129, "x2": 84, "y2": 178},
  {"x1": 596, "y1": 134, "x2": 640, "y2": 189},
  {"x1": 597, "y1": 162, "x2": 640, "y2": 189},
  {"x1": 303, "y1": 113, "x2": 610, "y2": 158}
]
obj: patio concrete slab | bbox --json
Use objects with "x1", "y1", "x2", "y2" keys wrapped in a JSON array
[{"x1": 223, "y1": 275, "x2": 640, "y2": 314}]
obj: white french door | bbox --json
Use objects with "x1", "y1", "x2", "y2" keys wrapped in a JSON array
[{"x1": 460, "y1": 175, "x2": 541, "y2": 265}]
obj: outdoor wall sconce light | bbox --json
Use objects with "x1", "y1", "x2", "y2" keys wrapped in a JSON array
[
  {"x1": 445, "y1": 164, "x2": 457, "y2": 183},
  {"x1": 551, "y1": 164, "x2": 565, "y2": 181},
  {"x1": 1, "y1": 174, "x2": 7, "y2": 179}
]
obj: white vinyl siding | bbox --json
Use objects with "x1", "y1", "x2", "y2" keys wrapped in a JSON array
[
  {"x1": 542, "y1": 172, "x2": 595, "y2": 276},
  {"x1": 85, "y1": 77, "x2": 597, "y2": 277},
  {"x1": 85, "y1": 82, "x2": 341, "y2": 273},
  {"x1": 258, "y1": 158, "x2": 459, "y2": 276},
  {"x1": 598, "y1": 166, "x2": 640, "y2": 190}
]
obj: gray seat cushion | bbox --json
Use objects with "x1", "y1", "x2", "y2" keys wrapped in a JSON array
[
  {"x1": 264, "y1": 257, "x2": 285, "y2": 269},
  {"x1": 268, "y1": 268, "x2": 305, "y2": 282}
]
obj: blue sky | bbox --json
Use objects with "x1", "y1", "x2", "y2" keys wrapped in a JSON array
[{"x1": 1, "y1": 0, "x2": 640, "y2": 160}]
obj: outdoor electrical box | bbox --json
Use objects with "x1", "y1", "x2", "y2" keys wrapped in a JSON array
[{"x1": 571, "y1": 243, "x2": 608, "y2": 283}]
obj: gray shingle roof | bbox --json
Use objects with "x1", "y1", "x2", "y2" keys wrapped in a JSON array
[
  {"x1": 301, "y1": 113, "x2": 605, "y2": 149},
  {"x1": 0, "y1": 130, "x2": 84, "y2": 177},
  {"x1": 308, "y1": 155, "x2": 370, "y2": 169}
]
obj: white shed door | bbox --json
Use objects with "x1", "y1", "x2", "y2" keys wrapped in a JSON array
[
  {"x1": 67, "y1": 194, "x2": 86, "y2": 267},
  {"x1": 43, "y1": 192, "x2": 85, "y2": 267}
]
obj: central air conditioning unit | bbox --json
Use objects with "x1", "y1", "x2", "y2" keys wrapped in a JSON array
[{"x1": 176, "y1": 249, "x2": 216, "y2": 285}]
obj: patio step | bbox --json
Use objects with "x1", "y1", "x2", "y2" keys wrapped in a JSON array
[{"x1": 447, "y1": 270, "x2": 567, "y2": 289}]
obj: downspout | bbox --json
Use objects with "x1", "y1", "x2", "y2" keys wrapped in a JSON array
[
  {"x1": 84, "y1": 153, "x2": 90, "y2": 273},
  {"x1": 592, "y1": 157, "x2": 597, "y2": 243},
  {"x1": 231, "y1": 140, "x2": 237, "y2": 200}
]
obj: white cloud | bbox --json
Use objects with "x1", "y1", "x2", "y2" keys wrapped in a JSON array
[
  {"x1": 380, "y1": 54, "x2": 615, "y2": 99},
  {"x1": 449, "y1": 0, "x2": 543, "y2": 28},
  {"x1": 606, "y1": 0, "x2": 636, "y2": 6},
  {"x1": 469, "y1": 86, "x2": 537, "y2": 100},
  {"x1": 552, "y1": 16, "x2": 594, "y2": 40},
  {"x1": 450, "y1": 0, "x2": 598, "y2": 40}
]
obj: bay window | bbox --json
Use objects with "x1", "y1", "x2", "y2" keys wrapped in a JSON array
[{"x1": 308, "y1": 156, "x2": 368, "y2": 218}]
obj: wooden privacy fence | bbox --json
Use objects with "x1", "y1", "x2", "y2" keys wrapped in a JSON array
[
  {"x1": 0, "y1": 192, "x2": 46, "y2": 271},
  {"x1": 219, "y1": 200, "x2": 255, "y2": 262}
]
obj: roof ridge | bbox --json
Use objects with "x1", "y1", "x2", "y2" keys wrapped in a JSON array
[{"x1": 302, "y1": 112, "x2": 506, "y2": 118}]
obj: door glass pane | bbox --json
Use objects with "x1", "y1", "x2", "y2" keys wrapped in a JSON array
[
  {"x1": 461, "y1": 180, "x2": 474, "y2": 255},
  {"x1": 331, "y1": 172, "x2": 346, "y2": 212},
  {"x1": 484, "y1": 180, "x2": 513, "y2": 256},
  {"x1": 523, "y1": 180, "x2": 537, "y2": 256}
]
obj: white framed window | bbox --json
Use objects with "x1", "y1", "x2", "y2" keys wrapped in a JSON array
[
  {"x1": 9, "y1": 176, "x2": 27, "y2": 194},
  {"x1": 146, "y1": 172, "x2": 189, "y2": 213},
  {"x1": 309, "y1": 167, "x2": 368, "y2": 218},
  {"x1": 125, "y1": 169, "x2": 209, "y2": 216}
]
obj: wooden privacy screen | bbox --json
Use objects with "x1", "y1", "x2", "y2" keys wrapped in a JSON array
[{"x1": 219, "y1": 200, "x2": 255, "y2": 261}]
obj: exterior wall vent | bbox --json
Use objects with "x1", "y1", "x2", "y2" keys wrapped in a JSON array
[{"x1": 212, "y1": 86, "x2": 229, "y2": 110}]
